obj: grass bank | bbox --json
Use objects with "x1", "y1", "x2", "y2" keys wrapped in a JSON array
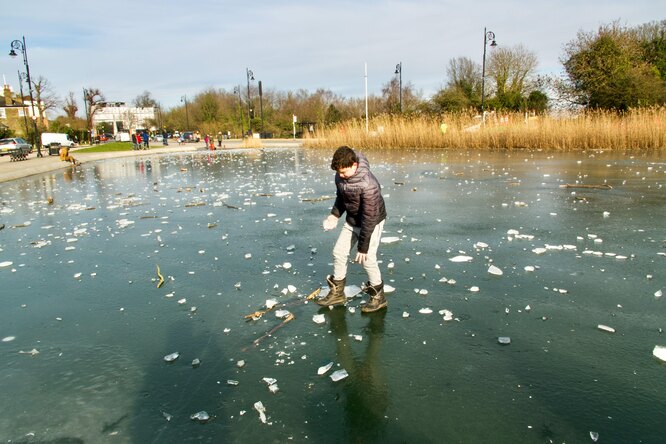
[
  {"x1": 304, "y1": 108, "x2": 666, "y2": 151},
  {"x1": 75, "y1": 142, "x2": 135, "y2": 153}
]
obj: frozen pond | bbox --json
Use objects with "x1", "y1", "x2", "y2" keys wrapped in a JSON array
[{"x1": 1, "y1": 148, "x2": 665, "y2": 443}]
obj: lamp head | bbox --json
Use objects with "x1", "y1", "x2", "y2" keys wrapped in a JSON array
[
  {"x1": 9, "y1": 49, "x2": 18, "y2": 58},
  {"x1": 490, "y1": 39, "x2": 497, "y2": 47}
]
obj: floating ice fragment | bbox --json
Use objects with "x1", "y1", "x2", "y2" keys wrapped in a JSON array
[
  {"x1": 469, "y1": 286, "x2": 480, "y2": 292},
  {"x1": 227, "y1": 380, "x2": 239, "y2": 386},
  {"x1": 192, "y1": 358, "x2": 201, "y2": 367},
  {"x1": 18, "y1": 348, "x2": 39, "y2": 356},
  {"x1": 498, "y1": 337, "x2": 511, "y2": 345},
  {"x1": 266, "y1": 299, "x2": 278, "y2": 309},
  {"x1": 590, "y1": 431, "x2": 599, "y2": 442},
  {"x1": 262, "y1": 377, "x2": 277, "y2": 386},
  {"x1": 449, "y1": 255, "x2": 473, "y2": 263},
  {"x1": 282, "y1": 262, "x2": 292, "y2": 270},
  {"x1": 381, "y1": 236, "x2": 401, "y2": 244},
  {"x1": 655, "y1": 290, "x2": 663, "y2": 298},
  {"x1": 488, "y1": 265, "x2": 503, "y2": 276},
  {"x1": 287, "y1": 284, "x2": 297, "y2": 293},
  {"x1": 2, "y1": 336, "x2": 16, "y2": 342},
  {"x1": 312, "y1": 314, "x2": 326, "y2": 324},
  {"x1": 384, "y1": 284, "x2": 395, "y2": 293},
  {"x1": 318, "y1": 362, "x2": 334, "y2": 375},
  {"x1": 402, "y1": 312, "x2": 410, "y2": 318},
  {"x1": 387, "y1": 262, "x2": 395, "y2": 269},
  {"x1": 419, "y1": 308, "x2": 433, "y2": 314},
  {"x1": 474, "y1": 242, "x2": 489, "y2": 249},
  {"x1": 177, "y1": 298, "x2": 187, "y2": 305},
  {"x1": 330, "y1": 369, "x2": 349, "y2": 382},
  {"x1": 524, "y1": 266, "x2": 535, "y2": 272},
  {"x1": 597, "y1": 324, "x2": 615, "y2": 333},
  {"x1": 162, "y1": 411, "x2": 173, "y2": 422},
  {"x1": 603, "y1": 211, "x2": 610, "y2": 218},
  {"x1": 223, "y1": 328, "x2": 231, "y2": 333},
  {"x1": 275, "y1": 309, "x2": 291, "y2": 318},
  {"x1": 190, "y1": 411, "x2": 210, "y2": 423},
  {"x1": 73, "y1": 273, "x2": 82, "y2": 279},
  {"x1": 245, "y1": 253, "x2": 252, "y2": 259},
  {"x1": 418, "y1": 289, "x2": 428, "y2": 295},
  {"x1": 525, "y1": 305, "x2": 531, "y2": 312},
  {"x1": 653, "y1": 345, "x2": 666, "y2": 362},
  {"x1": 254, "y1": 401, "x2": 267, "y2": 423},
  {"x1": 532, "y1": 248, "x2": 547, "y2": 255},
  {"x1": 236, "y1": 360, "x2": 245, "y2": 368},
  {"x1": 353, "y1": 335, "x2": 363, "y2": 341},
  {"x1": 163, "y1": 352, "x2": 179, "y2": 362}
]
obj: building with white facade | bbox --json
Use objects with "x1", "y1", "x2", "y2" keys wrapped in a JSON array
[{"x1": 92, "y1": 102, "x2": 156, "y2": 134}]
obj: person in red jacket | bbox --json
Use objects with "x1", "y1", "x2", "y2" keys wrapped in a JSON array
[{"x1": 317, "y1": 146, "x2": 387, "y2": 312}]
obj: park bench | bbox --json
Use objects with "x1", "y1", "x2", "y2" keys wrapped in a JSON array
[{"x1": 9, "y1": 146, "x2": 30, "y2": 162}]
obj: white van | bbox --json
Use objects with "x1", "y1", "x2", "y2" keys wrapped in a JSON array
[{"x1": 41, "y1": 133, "x2": 76, "y2": 148}]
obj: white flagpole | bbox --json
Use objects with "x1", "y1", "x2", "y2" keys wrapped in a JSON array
[{"x1": 364, "y1": 62, "x2": 369, "y2": 133}]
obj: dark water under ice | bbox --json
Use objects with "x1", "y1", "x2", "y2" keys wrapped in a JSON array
[{"x1": 1, "y1": 148, "x2": 664, "y2": 443}]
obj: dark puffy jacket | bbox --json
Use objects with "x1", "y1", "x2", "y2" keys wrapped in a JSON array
[{"x1": 331, "y1": 152, "x2": 386, "y2": 253}]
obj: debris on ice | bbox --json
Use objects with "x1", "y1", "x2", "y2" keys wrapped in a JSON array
[{"x1": 275, "y1": 309, "x2": 291, "y2": 318}]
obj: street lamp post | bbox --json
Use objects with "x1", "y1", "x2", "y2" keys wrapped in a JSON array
[
  {"x1": 246, "y1": 68, "x2": 254, "y2": 136},
  {"x1": 233, "y1": 86, "x2": 244, "y2": 136},
  {"x1": 481, "y1": 27, "x2": 497, "y2": 124},
  {"x1": 394, "y1": 62, "x2": 402, "y2": 113},
  {"x1": 9, "y1": 36, "x2": 42, "y2": 156},
  {"x1": 181, "y1": 95, "x2": 189, "y2": 130},
  {"x1": 17, "y1": 71, "x2": 30, "y2": 138}
]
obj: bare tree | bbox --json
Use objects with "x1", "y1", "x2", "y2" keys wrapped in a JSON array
[
  {"x1": 31, "y1": 76, "x2": 59, "y2": 123},
  {"x1": 133, "y1": 91, "x2": 158, "y2": 108},
  {"x1": 63, "y1": 91, "x2": 78, "y2": 119},
  {"x1": 84, "y1": 88, "x2": 105, "y2": 131},
  {"x1": 446, "y1": 56, "x2": 482, "y2": 102},
  {"x1": 487, "y1": 45, "x2": 538, "y2": 108}
]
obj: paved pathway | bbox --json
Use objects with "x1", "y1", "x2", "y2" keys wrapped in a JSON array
[{"x1": 0, "y1": 139, "x2": 302, "y2": 183}]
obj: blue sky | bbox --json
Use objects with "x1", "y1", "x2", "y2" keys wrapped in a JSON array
[{"x1": 1, "y1": 0, "x2": 661, "y2": 113}]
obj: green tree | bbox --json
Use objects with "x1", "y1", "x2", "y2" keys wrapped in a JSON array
[{"x1": 561, "y1": 21, "x2": 666, "y2": 109}]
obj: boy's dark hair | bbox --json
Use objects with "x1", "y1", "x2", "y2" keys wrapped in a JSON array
[{"x1": 331, "y1": 146, "x2": 358, "y2": 171}]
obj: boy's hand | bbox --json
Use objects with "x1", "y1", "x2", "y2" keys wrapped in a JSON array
[
  {"x1": 355, "y1": 252, "x2": 368, "y2": 263},
  {"x1": 323, "y1": 215, "x2": 338, "y2": 231}
]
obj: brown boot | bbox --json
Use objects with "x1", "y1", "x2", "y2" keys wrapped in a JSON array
[
  {"x1": 316, "y1": 276, "x2": 346, "y2": 306},
  {"x1": 361, "y1": 281, "x2": 387, "y2": 313}
]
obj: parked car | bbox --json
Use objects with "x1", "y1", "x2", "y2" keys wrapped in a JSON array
[
  {"x1": 99, "y1": 133, "x2": 114, "y2": 142},
  {"x1": 178, "y1": 131, "x2": 199, "y2": 143},
  {"x1": 0, "y1": 137, "x2": 32, "y2": 156},
  {"x1": 41, "y1": 133, "x2": 76, "y2": 148}
]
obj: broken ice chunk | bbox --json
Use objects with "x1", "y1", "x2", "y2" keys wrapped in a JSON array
[
  {"x1": 254, "y1": 401, "x2": 267, "y2": 423},
  {"x1": 318, "y1": 362, "x2": 334, "y2": 375},
  {"x1": 162, "y1": 411, "x2": 173, "y2": 422},
  {"x1": 488, "y1": 265, "x2": 503, "y2": 276},
  {"x1": 449, "y1": 255, "x2": 473, "y2": 263},
  {"x1": 597, "y1": 324, "x2": 615, "y2": 333},
  {"x1": 190, "y1": 411, "x2": 210, "y2": 423},
  {"x1": 312, "y1": 314, "x2": 326, "y2": 324},
  {"x1": 402, "y1": 312, "x2": 410, "y2": 318},
  {"x1": 381, "y1": 236, "x2": 401, "y2": 244},
  {"x1": 590, "y1": 431, "x2": 599, "y2": 442},
  {"x1": 469, "y1": 286, "x2": 480, "y2": 292},
  {"x1": 330, "y1": 369, "x2": 349, "y2": 382},
  {"x1": 655, "y1": 290, "x2": 663, "y2": 298},
  {"x1": 265, "y1": 299, "x2": 278, "y2": 309},
  {"x1": 419, "y1": 308, "x2": 433, "y2": 314},
  {"x1": 653, "y1": 345, "x2": 666, "y2": 362},
  {"x1": 2, "y1": 336, "x2": 16, "y2": 342},
  {"x1": 164, "y1": 352, "x2": 180, "y2": 362},
  {"x1": 275, "y1": 309, "x2": 291, "y2": 318},
  {"x1": 498, "y1": 337, "x2": 511, "y2": 345},
  {"x1": 0, "y1": 261, "x2": 14, "y2": 268}
]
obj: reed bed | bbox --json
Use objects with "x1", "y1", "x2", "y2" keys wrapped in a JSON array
[{"x1": 304, "y1": 108, "x2": 666, "y2": 151}]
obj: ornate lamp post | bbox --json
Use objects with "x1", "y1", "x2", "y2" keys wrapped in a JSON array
[
  {"x1": 246, "y1": 68, "x2": 254, "y2": 136},
  {"x1": 9, "y1": 36, "x2": 42, "y2": 156},
  {"x1": 394, "y1": 62, "x2": 402, "y2": 113},
  {"x1": 481, "y1": 27, "x2": 497, "y2": 124},
  {"x1": 233, "y1": 86, "x2": 244, "y2": 136},
  {"x1": 181, "y1": 95, "x2": 189, "y2": 130}
]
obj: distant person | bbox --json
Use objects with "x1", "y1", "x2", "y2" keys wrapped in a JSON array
[
  {"x1": 317, "y1": 146, "x2": 387, "y2": 313},
  {"x1": 131, "y1": 133, "x2": 138, "y2": 150},
  {"x1": 162, "y1": 130, "x2": 168, "y2": 146},
  {"x1": 136, "y1": 132, "x2": 142, "y2": 149},
  {"x1": 204, "y1": 134, "x2": 209, "y2": 148},
  {"x1": 142, "y1": 131, "x2": 149, "y2": 149},
  {"x1": 217, "y1": 131, "x2": 223, "y2": 148}
]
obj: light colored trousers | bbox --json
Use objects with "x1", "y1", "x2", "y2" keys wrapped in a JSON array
[{"x1": 333, "y1": 220, "x2": 384, "y2": 286}]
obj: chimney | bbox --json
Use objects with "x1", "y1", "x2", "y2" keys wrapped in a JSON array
[{"x1": 3, "y1": 84, "x2": 12, "y2": 106}]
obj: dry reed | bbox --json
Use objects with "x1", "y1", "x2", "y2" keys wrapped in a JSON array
[{"x1": 304, "y1": 108, "x2": 666, "y2": 152}]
